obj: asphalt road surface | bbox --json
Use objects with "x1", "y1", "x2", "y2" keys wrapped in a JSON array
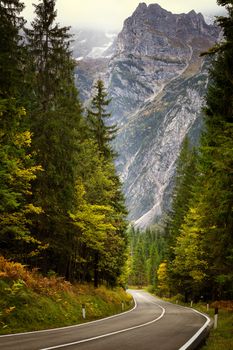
[{"x1": 0, "y1": 290, "x2": 210, "y2": 350}]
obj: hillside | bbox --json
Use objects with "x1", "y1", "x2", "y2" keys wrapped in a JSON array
[{"x1": 0, "y1": 257, "x2": 132, "y2": 335}]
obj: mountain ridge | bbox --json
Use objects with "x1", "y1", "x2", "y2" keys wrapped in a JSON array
[{"x1": 74, "y1": 3, "x2": 220, "y2": 228}]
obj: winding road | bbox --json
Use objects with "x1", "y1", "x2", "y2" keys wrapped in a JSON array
[{"x1": 0, "y1": 290, "x2": 210, "y2": 350}]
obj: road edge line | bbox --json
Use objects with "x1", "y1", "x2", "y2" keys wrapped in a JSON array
[
  {"x1": 0, "y1": 295, "x2": 137, "y2": 338},
  {"x1": 40, "y1": 296, "x2": 166, "y2": 350},
  {"x1": 178, "y1": 308, "x2": 211, "y2": 350}
]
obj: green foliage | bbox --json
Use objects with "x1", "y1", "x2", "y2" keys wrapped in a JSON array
[
  {"x1": 202, "y1": 308, "x2": 233, "y2": 350},
  {"x1": 0, "y1": 0, "x2": 26, "y2": 98},
  {"x1": 68, "y1": 138, "x2": 128, "y2": 286},
  {"x1": 163, "y1": 1, "x2": 233, "y2": 301},
  {"x1": 86, "y1": 79, "x2": 117, "y2": 160},
  {"x1": 128, "y1": 226, "x2": 166, "y2": 287},
  {"x1": 0, "y1": 0, "x2": 128, "y2": 289},
  {"x1": 165, "y1": 137, "x2": 198, "y2": 260},
  {"x1": 0, "y1": 98, "x2": 42, "y2": 258},
  {"x1": 22, "y1": 0, "x2": 85, "y2": 276},
  {"x1": 0, "y1": 261, "x2": 132, "y2": 334}
]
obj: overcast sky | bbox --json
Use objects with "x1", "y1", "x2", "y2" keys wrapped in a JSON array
[{"x1": 22, "y1": 0, "x2": 225, "y2": 31}]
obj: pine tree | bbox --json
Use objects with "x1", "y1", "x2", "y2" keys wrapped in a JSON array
[
  {"x1": 0, "y1": 0, "x2": 25, "y2": 98},
  {"x1": 131, "y1": 238, "x2": 148, "y2": 287},
  {"x1": 87, "y1": 79, "x2": 117, "y2": 160},
  {"x1": 0, "y1": 1, "x2": 42, "y2": 260},
  {"x1": 147, "y1": 243, "x2": 160, "y2": 286},
  {"x1": 165, "y1": 137, "x2": 198, "y2": 267},
  {"x1": 82, "y1": 80, "x2": 128, "y2": 287},
  {"x1": 204, "y1": 0, "x2": 233, "y2": 123},
  {"x1": 25, "y1": 0, "x2": 83, "y2": 275}
]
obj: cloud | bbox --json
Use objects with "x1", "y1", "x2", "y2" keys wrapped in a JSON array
[{"x1": 22, "y1": 0, "x2": 224, "y2": 31}]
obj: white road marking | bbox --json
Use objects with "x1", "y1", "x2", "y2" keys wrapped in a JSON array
[
  {"x1": 0, "y1": 290, "x2": 210, "y2": 350},
  {"x1": 0, "y1": 297, "x2": 137, "y2": 338},
  {"x1": 40, "y1": 293, "x2": 166, "y2": 350},
  {"x1": 178, "y1": 308, "x2": 211, "y2": 350}
]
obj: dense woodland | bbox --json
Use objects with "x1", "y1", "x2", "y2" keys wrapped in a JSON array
[
  {"x1": 163, "y1": 0, "x2": 233, "y2": 301},
  {"x1": 0, "y1": 0, "x2": 232, "y2": 301},
  {"x1": 0, "y1": 0, "x2": 127, "y2": 287},
  {"x1": 127, "y1": 226, "x2": 166, "y2": 288}
]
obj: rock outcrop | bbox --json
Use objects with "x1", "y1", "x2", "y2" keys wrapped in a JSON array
[{"x1": 74, "y1": 3, "x2": 220, "y2": 228}]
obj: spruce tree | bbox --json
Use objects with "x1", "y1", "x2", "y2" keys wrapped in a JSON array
[
  {"x1": 0, "y1": 0, "x2": 25, "y2": 98},
  {"x1": 165, "y1": 137, "x2": 198, "y2": 261},
  {"x1": 87, "y1": 79, "x2": 117, "y2": 160},
  {"x1": 0, "y1": 1, "x2": 42, "y2": 260},
  {"x1": 82, "y1": 79, "x2": 128, "y2": 287},
  {"x1": 25, "y1": 0, "x2": 83, "y2": 276}
]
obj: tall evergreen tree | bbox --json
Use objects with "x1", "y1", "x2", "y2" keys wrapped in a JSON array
[
  {"x1": 128, "y1": 227, "x2": 166, "y2": 288},
  {"x1": 194, "y1": 0, "x2": 233, "y2": 299},
  {"x1": 83, "y1": 80, "x2": 128, "y2": 287},
  {"x1": 131, "y1": 238, "x2": 148, "y2": 287},
  {"x1": 0, "y1": 0, "x2": 25, "y2": 98},
  {"x1": 87, "y1": 79, "x2": 117, "y2": 160},
  {"x1": 165, "y1": 137, "x2": 198, "y2": 279},
  {"x1": 0, "y1": 1, "x2": 42, "y2": 260},
  {"x1": 25, "y1": 0, "x2": 83, "y2": 275}
]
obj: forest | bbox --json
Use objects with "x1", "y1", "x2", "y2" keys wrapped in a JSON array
[
  {"x1": 0, "y1": 0, "x2": 232, "y2": 302},
  {"x1": 0, "y1": 0, "x2": 128, "y2": 288}
]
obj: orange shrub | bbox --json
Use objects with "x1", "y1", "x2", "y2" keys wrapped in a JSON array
[{"x1": 0, "y1": 256, "x2": 72, "y2": 296}]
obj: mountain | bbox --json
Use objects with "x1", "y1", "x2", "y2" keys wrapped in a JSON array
[
  {"x1": 72, "y1": 29, "x2": 117, "y2": 60},
  {"x1": 72, "y1": 29, "x2": 116, "y2": 101},
  {"x1": 74, "y1": 3, "x2": 220, "y2": 228}
]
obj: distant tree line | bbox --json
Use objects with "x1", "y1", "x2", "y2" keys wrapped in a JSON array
[
  {"x1": 0, "y1": 0, "x2": 128, "y2": 287},
  {"x1": 128, "y1": 226, "x2": 166, "y2": 288}
]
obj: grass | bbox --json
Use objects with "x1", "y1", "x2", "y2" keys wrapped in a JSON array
[
  {"x1": 0, "y1": 257, "x2": 133, "y2": 335},
  {"x1": 195, "y1": 303, "x2": 233, "y2": 350}
]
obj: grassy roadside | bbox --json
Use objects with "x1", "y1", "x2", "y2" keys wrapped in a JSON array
[
  {"x1": 195, "y1": 303, "x2": 233, "y2": 350},
  {"x1": 0, "y1": 257, "x2": 133, "y2": 335}
]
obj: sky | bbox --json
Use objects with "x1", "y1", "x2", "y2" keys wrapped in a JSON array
[{"x1": 22, "y1": 0, "x2": 225, "y2": 31}]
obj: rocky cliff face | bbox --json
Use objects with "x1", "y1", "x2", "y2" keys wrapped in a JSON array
[
  {"x1": 74, "y1": 3, "x2": 220, "y2": 228},
  {"x1": 108, "y1": 3, "x2": 218, "y2": 122},
  {"x1": 72, "y1": 29, "x2": 116, "y2": 101}
]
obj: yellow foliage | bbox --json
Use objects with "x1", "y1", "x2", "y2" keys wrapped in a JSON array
[
  {"x1": 157, "y1": 261, "x2": 170, "y2": 295},
  {"x1": 14, "y1": 131, "x2": 32, "y2": 147},
  {"x1": 4, "y1": 306, "x2": 16, "y2": 315}
]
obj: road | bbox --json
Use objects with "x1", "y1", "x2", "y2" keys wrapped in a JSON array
[{"x1": 0, "y1": 290, "x2": 210, "y2": 350}]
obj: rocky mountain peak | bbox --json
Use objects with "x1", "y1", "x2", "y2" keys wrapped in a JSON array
[
  {"x1": 120, "y1": 2, "x2": 217, "y2": 45},
  {"x1": 107, "y1": 4, "x2": 220, "y2": 228},
  {"x1": 110, "y1": 3, "x2": 218, "y2": 121},
  {"x1": 134, "y1": 2, "x2": 148, "y2": 13},
  {"x1": 74, "y1": 3, "x2": 220, "y2": 228}
]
